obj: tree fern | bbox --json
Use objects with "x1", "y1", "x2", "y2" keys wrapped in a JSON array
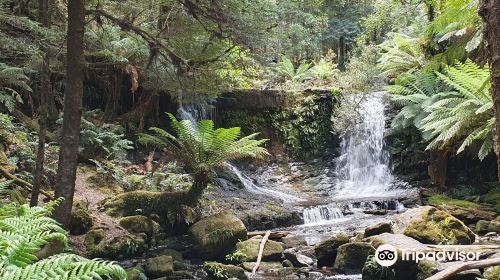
[
  {"x1": 0, "y1": 63, "x2": 28, "y2": 112},
  {"x1": 138, "y1": 113, "x2": 269, "y2": 174},
  {"x1": 377, "y1": 33, "x2": 427, "y2": 77}
]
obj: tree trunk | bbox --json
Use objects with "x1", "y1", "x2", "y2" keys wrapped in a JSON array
[
  {"x1": 187, "y1": 171, "x2": 209, "y2": 203},
  {"x1": 479, "y1": 0, "x2": 500, "y2": 181},
  {"x1": 53, "y1": 0, "x2": 85, "y2": 228},
  {"x1": 428, "y1": 150, "x2": 448, "y2": 188},
  {"x1": 31, "y1": 0, "x2": 51, "y2": 207},
  {"x1": 338, "y1": 36, "x2": 346, "y2": 71}
]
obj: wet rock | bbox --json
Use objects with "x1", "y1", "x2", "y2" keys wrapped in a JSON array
[
  {"x1": 70, "y1": 200, "x2": 93, "y2": 235},
  {"x1": 144, "y1": 255, "x2": 174, "y2": 278},
  {"x1": 155, "y1": 248, "x2": 183, "y2": 262},
  {"x1": 281, "y1": 235, "x2": 307, "y2": 248},
  {"x1": 397, "y1": 206, "x2": 475, "y2": 245},
  {"x1": 314, "y1": 233, "x2": 349, "y2": 267},
  {"x1": 241, "y1": 261, "x2": 283, "y2": 271},
  {"x1": 364, "y1": 222, "x2": 392, "y2": 238},
  {"x1": 283, "y1": 248, "x2": 314, "y2": 267},
  {"x1": 333, "y1": 242, "x2": 375, "y2": 274},
  {"x1": 119, "y1": 215, "x2": 160, "y2": 242},
  {"x1": 203, "y1": 262, "x2": 247, "y2": 280},
  {"x1": 282, "y1": 259, "x2": 294, "y2": 268},
  {"x1": 189, "y1": 211, "x2": 247, "y2": 259},
  {"x1": 476, "y1": 220, "x2": 491, "y2": 234},
  {"x1": 126, "y1": 267, "x2": 147, "y2": 280},
  {"x1": 236, "y1": 237, "x2": 284, "y2": 261}
]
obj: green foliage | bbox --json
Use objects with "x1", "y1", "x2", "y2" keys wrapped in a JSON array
[
  {"x1": 0, "y1": 198, "x2": 126, "y2": 279},
  {"x1": 203, "y1": 262, "x2": 229, "y2": 280},
  {"x1": 427, "y1": 194, "x2": 482, "y2": 209},
  {"x1": 363, "y1": 255, "x2": 396, "y2": 280},
  {"x1": 138, "y1": 114, "x2": 268, "y2": 174},
  {"x1": 278, "y1": 55, "x2": 313, "y2": 83},
  {"x1": 378, "y1": 33, "x2": 427, "y2": 77},
  {"x1": 78, "y1": 111, "x2": 133, "y2": 161},
  {"x1": 225, "y1": 250, "x2": 247, "y2": 264},
  {"x1": 0, "y1": 63, "x2": 28, "y2": 112}
]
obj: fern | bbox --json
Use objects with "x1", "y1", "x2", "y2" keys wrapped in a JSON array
[
  {"x1": 377, "y1": 33, "x2": 427, "y2": 77},
  {"x1": 278, "y1": 55, "x2": 313, "y2": 82},
  {"x1": 0, "y1": 63, "x2": 28, "y2": 112},
  {"x1": 0, "y1": 199, "x2": 126, "y2": 279},
  {"x1": 138, "y1": 113, "x2": 269, "y2": 174}
]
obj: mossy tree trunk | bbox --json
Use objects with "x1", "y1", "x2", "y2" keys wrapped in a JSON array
[
  {"x1": 479, "y1": 0, "x2": 500, "y2": 181},
  {"x1": 54, "y1": 0, "x2": 85, "y2": 228}
]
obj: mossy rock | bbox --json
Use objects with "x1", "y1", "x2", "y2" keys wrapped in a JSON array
[
  {"x1": 189, "y1": 211, "x2": 247, "y2": 259},
  {"x1": 485, "y1": 266, "x2": 500, "y2": 280},
  {"x1": 333, "y1": 242, "x2": 375, "y2": 274},
  {"x1": 416, "y1": 260, "x2": 439, "y2": 280},
  {"x1": 70, "y1": 200, "x2": 93, "y2": 235},
  {"x1": 203, "y1": 262, "x2": 247, "y2": 280},
  {"x1": 476, "y1": 220, "x2": 491, "y2": 234},
  {"x1": 126, "y1": 267, "x2": 147, "y2": 280},
  {"x1": 86, "y1": 231, "x2": 147, "y2": 259},
  {"x1": 34, "y1": 239, "x2": 66, "y2": 260},
  {"x1": 364, "y1": 222, "x2": 392, "y2": 238},
  {"x1": 144, "y1": 255, "x2": 174, "y2": 278},
  {"x1": 241, "y1": 262, "x2": 283, "y2": 271},
  {"x1": 402, "y1": 206, "x2": 475, "y2": 245},
  {"x1": 314, "y1": 233, "x2": 350, "y2": 267},
  {"x1": 119, "y1": 215, "x2": 160, "y2": 242},
  {"x1": 235, "y1": 237, "x2": 283, "y2": 262},
  {"x1": 361, "y1": 255, "x2": 396, "y2": 280}
]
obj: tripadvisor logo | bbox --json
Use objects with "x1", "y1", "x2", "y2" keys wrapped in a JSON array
[
  {"x1": 374, "y1": 244, "x2": 481, "y2": 267},
  {"x1": 375, "y1": 244, "x2": 398, "y2": 267}
]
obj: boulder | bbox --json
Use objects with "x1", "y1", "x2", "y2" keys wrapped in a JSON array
[
  {"x1": 364, "y1": 222, "x2": 392, "y2": 238},
  {"x1": 236, "y1": 238, "x2": 284, "y2": 262},
  {"x1": 144, "y1": 255, "x2": 174, "y2": 278},
  {"x1": 314, "y1": 233, "x2": 350, "y2": 267},
  {"x1": 125, "y1": 268, "x2": 147, "y2": 280},
  {"x1": 283, "y1": 248, "x2": 314, "y2": 267},
  {"x1": 434, "y1": 205, "x2": 497, "y2": 224},
  {"x1": 85, "y1": 229, "x2": 147, "y2": 259},
  {"x1": 189, "y1": 211, "x2": 247, "y2": 259},
  {"x1": 333, "y1": 242, "x2": 375, "y2": 274},
  {"x1": 488, "y1": 220, "x2": 500, "y2": 233},
  {"x1": 396, "y1": 206, "x2": 475, "y2": 245},
  {"x1": 70, "y1": 200, "x2": 93, "y2": 235},
  {"x1": 203, "y1": 262, "x2": 247, "y2": 280},
  {"x1": 119, "y1": 215, "x2": 160, "y2": 242},
  {"x1": 241, "y1": 262, "x2": 283, "y2": 271},
  {"x1": 477, "y1": 220, "x2": 491, "y2": 234}
]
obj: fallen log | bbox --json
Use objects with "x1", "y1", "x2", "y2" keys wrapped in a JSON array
[
  {"x1": 0, "y1": 166, "x2": 53, "y2": 199},
  {"x1": 248, "y1": 230, "x2": 289, "y2": 240},
  {"x1": 252, "y1": 230, "x2": 271, "y2": 275},
  {"x1": 425, "y1": 257, "x2": 500, "y2": 280}
]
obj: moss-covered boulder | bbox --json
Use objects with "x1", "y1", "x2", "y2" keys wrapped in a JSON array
[
  {"x1": 125, "y1": 267, "x2": 147, "y2": 280},
  {"x1": 314, "y1": 233, "x2": 350, "y2": 267},
  {"x1": 476, "y1": 220, "x2": 491, "y2": 234},
  {"x1": 70, "y1": 200, "x2": 93, "y2": 235},
  {"x1": 364, "y1": 222, "x2": 392, "y2": 238},
  {"x1": 189, "y1": 211, "x2": 247, "y2": 259},
  {"x1": 485, "y1": 266, "x2": 500, "y2": 280},
  {"x1": 85, "y1": 229, "x2": 147, "y2": 259},
  {"x1": 144, "y1": 255, "x2": 174, "y2": 278},
  {"x1": 333, "y1": 242, "x2": 375, "y2": 274},
  {"x1": 203, "y1": 262, "x2": 247, "y2": 279},
  {"x1": 119, "y1": 215, "x2": 160, "y2": 242},
  {"x1": 235, "y1": 237, "x2": 283, "y2": 262},
  {"x1": 399, "y1": 206, "x2": 475, "y2": 245}
]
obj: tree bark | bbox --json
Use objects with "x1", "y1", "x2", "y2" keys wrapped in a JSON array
[
  {"x1": 53, "y1": 0, "x2": 85, "y2": 228},
  {"x1": 428, "y1": 150, "x2": 448, "y2": 188},
  {"x1": 31, "y1": 0, "x2": 51, "y2": 207},
  {"x1": 479, "y1": 0, "x2": 500, "y2": 181}
]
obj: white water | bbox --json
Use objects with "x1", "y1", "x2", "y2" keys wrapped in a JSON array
[
  {"x1": 333, "y1": 92, "x2": 402, "y2": 199},
  {"x1": 177, "y1": 103, "x2": 304, "y2": 203},
  {"x1": 302, "y1": 205, "x2": 345, "y2": 225}
]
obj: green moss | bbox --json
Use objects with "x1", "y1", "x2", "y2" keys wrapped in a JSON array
[
  {"x1": 487, "y1": 266, "x2": 500, "y2": 280},
  {"x1": 428, "y1": 194, "x2": 482, "y2": 209},
  {"x1": 235, "y1": 238, "x2": 283, "y2": 262},
  {"x1": 119, "y1": 215, "x2": 159, "y2": 242},
  {"x1": 203, "y1": 262, "x2": 247, "y2": 280}
]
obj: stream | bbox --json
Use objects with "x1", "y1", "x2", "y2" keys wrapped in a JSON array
[{"x1": 177, "y1": 92, "x2": 418, "y2": 279}]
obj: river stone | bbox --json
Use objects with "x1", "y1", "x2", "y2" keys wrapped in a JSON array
[
  {"x1": 125, "y1": 268, "x2": 146, "y2": 280},
  {"x1": 242, "y1": 262, "x2": 284, "y2": 271},
  {"x1": 314, "y1": 233, "x2": 350, "y2": 267},
  {"x1": 488, "y1": 220, "x2": 500, "y2": 233},
  {"x1": 203, "y1": 262, "x2": 247, "y2": 280},
  {"x1": 236, "y1": 238, "x2": 283, "y2": 261},
  {"x1": 396, "y1": 206, "x2": 475, "y2": 245},
  {"x1": 333, "y1": 242, "x2": 375, "y2": 274},
  {"x1": 144, "y1": 255, "x2": 173, "y2": 278},
  {"x1": 364, "y1": 222, "x2": 393, "y2": 238},
  {"x1": 189, "y1": 211, "x2": 247, "y2": 259},
  {"x1": 283, "y1": 248, "x2": 314, "y2": 267},
  {"x1": 477, "y1": 220, "x2": 491, "y2": 234}
]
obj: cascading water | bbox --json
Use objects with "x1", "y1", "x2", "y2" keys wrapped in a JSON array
[
  {"x1": 177, "y1": 102, "x2": 303, "y2": 203},
  {"x1": 302, "y1": 205, "x2": 345, "y2": 225},
  {"x1": 333, "y1": 92, "x2": 404, "y2": 199}
]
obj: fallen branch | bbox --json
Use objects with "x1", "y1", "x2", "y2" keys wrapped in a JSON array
[
  {"x1": 425, "y1": 257, "x2": 500, "y2": 280},
  {"x1": 0, "y1": 166, "x2": 53, "y2": 199},
  {"x1": 252, "y1": 230, "x2": 271, "y2": 275}
]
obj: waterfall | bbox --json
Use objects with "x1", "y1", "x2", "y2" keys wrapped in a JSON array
[
  {"x1": 333, "y1": 92, "x2": 400, "y2": 199},
  {"x1": 225, "y1": 163, "x2": 304, "y2": 202},
  {"x1": 302, "y1": 205, "x2": 345, "y2": 225},
  {"x1": 177, "y1": 102, "x2": 303, "y2": 203}
]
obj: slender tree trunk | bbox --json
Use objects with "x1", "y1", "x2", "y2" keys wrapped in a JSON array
[
  {"x1": 53, "y1": 0, "x2": 85, "y2": 228},
  {"x1": 187, "y1": 171, "x2": 209, "y2": 203},
  {"x1": 479, "y1": 0, "x2": 500, "y2": 180},
  {"x1": 31, "y1": 0, "x2": 51, "y2": 207},
  {"x1": 338, "y1": 36, "x2": 346, "y2": 71}
]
